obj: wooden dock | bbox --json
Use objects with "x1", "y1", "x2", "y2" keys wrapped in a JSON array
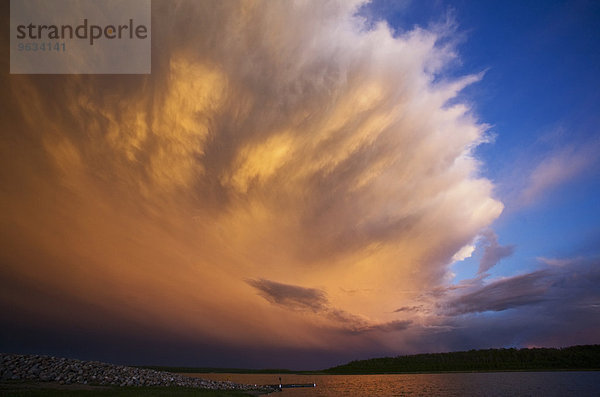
[{"x1": 270, "y1": 377, "x2": 316, "y2": 389}]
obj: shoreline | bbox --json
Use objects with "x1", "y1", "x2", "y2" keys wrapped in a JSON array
[{"x1": 173, "y1": 368, "x2": 600, "y2": 376}]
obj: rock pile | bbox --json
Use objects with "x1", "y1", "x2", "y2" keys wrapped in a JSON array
[{"x1": 1, "y1": 353, "x2": 274, "y2": 392}]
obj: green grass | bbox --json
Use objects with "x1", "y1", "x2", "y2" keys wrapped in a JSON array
[{"x1": 0, "y1": 383, "x2": 264, "y2": 397}]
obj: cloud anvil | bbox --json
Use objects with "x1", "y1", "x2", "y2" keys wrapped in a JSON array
[{"x1": 2, "y1": 0, "x2": 599, "y2": 369}]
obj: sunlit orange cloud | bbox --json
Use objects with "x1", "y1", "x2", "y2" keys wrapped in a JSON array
[{"x1": 0, "y1": 0, "x2": 502, "y2": 361}]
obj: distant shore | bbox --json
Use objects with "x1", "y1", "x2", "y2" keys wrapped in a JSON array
[
  {"x1": 324, "y1": 345, "x2": 600, "y2": 374},
  {"x1": 143, "y1": 345, "x2": 600, "y2": 375},
  {"x1": 149, "y1": 367, "x2": 600, "y2": 376}
]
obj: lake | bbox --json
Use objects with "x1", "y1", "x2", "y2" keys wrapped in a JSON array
[{"x1": 185, "y1": 372, "x2": 600, "y2": 396}]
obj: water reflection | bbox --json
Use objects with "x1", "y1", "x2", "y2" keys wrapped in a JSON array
[{"x1": 185, "y1": 371, "x2": 600, "y2": 396}]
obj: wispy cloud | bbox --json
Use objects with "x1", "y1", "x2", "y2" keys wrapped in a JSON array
[
  {"x1": 536, "y1": 256, "x2": 580, "y2": 267},
  {"x1": 519, "y1": 141, "x2": 600, "y2": 206},
  {"x1": 246, "y1": 279, "x2": 327, "y2": 312},
  {"x1": 444, "y1": 271, "x2": 550, "y2": 315},
  {"x1": 247, "y1": 278, "x2": 412, "y2": 335},
  {"x1": 441, "y1": 255, "x2": 600, "y2": 321},
  {"x1": 478, "y1": 229, "x2": 515, "y2": 274},
  {"x1": 367, "y1": 255, "x2": 600, "y2": 355},
  {"x1": 393, "y1": 305, "x2": 423, "y2": 313}
]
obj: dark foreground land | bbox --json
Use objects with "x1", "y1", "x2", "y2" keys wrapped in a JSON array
[
  {"x1": 0, "y1": 354, "x2": 273, "y2": 396},
  {"x1": 0, "y1": 382, "x2": 261, "y2": 396}
]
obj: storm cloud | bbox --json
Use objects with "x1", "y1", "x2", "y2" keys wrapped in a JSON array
[
  {"x1": 2, "y1": 0, "x2": 561, "y2": 368},
  {"x1": 429, "y1": 257, "x2": 600, "y2": 348},
  {"x1": 455, "y1": 257, "x2": 600, "y2": 316},
  {"x1": 444, "y1": 271, "x2": 551, "y2": 315}
]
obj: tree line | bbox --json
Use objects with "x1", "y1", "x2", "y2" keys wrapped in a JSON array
[{"x1": 324, "y1": 345, "x2": 600, "y2": 373}]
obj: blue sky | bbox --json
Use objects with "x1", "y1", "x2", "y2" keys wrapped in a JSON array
[{"x1": 362, "y1": 0, "x2": 600, "y2": 283}]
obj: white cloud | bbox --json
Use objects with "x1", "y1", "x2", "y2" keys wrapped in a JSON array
[
  {"x1": 1, "y1": 0, "x2": 503, "y2": 354},
  {"x1": 451, "y1": 243, "x2": 476, "y2": 263}
]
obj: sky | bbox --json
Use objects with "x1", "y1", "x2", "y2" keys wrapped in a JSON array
[{"x1": 1, "y1": 0, "x2": 599, "y2": 370}]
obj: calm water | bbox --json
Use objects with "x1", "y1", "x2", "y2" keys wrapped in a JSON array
[{"x1": 186, "y1": 372, "x2": 600, "y2": 396}]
